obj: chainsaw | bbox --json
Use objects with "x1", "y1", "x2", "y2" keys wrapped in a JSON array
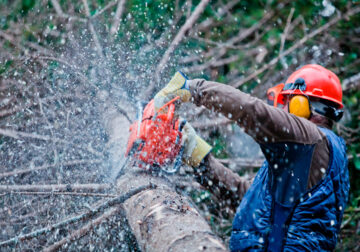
[{"x1": 122, "y1": 96, "x2": 185, "y2": 176}]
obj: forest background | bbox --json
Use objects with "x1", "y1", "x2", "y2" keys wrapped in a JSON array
[{"x1": 0, "y1": 0, "x2": 359, "y2": 251}]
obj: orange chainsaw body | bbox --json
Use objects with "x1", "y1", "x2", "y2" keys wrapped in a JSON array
[{"x1": 125, "y1": 99, "x2": 182, "y2": 168}]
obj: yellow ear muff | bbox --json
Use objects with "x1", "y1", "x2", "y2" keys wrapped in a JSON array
[{"x1": 289, "y1": 95, "x2": 311, "y2": 119}]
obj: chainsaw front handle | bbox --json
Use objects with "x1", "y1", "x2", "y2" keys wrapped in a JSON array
[{"x1": 154, "y1": 96, "x2": 180, "y2": 121}]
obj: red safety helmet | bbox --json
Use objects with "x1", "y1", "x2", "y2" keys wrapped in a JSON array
[
  {"x1": 280, "y1": 64, "x2": 343, "y2": 108},
  {"x1": 267, "y1": 64, "x2": 344, "y2": 121}
]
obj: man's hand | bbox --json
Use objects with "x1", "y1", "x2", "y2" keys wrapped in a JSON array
[
  {"x1": 154, "y1": 71, "x2": 191, "y2": 112},
  {"x1": 181, "y1": 120, "x2": 212, "y2": 167}
]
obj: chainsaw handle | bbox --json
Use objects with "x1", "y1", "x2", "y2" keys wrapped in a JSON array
[
  {"x1": 158, "y1": 96, "x2": 180, "y2": 112},
  {"x1": 166, "y1": 103, "x2": 175, "y2": 122}
]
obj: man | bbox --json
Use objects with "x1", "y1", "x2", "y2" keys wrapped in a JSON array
[{"x1": 154, "y1": 64, "x2": 349, "y2": 251}]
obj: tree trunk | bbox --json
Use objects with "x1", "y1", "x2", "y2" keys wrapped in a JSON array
[
  {"x1": 99, "y1": 91, "x2": 228, "y2": 251},
  {"x1": 115, "y1": 169, "x2": 227, "y2": 251}
]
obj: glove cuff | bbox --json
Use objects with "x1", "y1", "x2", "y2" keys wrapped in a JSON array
[{"x1": 188, "y1": 135, "x2": 212, "y2": 167}]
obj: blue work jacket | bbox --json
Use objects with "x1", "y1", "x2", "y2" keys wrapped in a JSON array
[{"x1": 230, "y1": 127, "x2": 349, "y2": 251}]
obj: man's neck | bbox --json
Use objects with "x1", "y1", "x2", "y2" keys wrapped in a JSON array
[{"x1": 309, "y1": 114, "x2": 332, "y2": 129}]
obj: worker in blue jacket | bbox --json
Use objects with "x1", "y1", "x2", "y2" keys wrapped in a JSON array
[{"x1": 154, "y1": 64, "x2": 349, "y2": 251}]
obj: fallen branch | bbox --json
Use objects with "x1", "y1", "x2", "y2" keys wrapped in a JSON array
[
  {"x1": 343, "y1": 72, "x2": 360, "y2": 91},
  {"x1": 0, "y1": 196, "x2": 39, "y2": 216},
  {"x1": 279, "y1": 7, "x2": 295, "y2": 69},
  {"x1": 82, "y1": 0, "x2": 104, "y2": 58},
  {"x1": 88, "y1": 22, "x2": 104, "y2": 57},
  {"x1": 50, "y1": 0, "x2": 86, "y2": 22},
  {"x1": 348, "y1": 153, "x2": 360, "y2": 160},
  {"x1": 36, "y1": 56, "x2": 96, "y2": 89},
  {"x1": 344, "y1": 208, "x2": 360, "y2": 214},
  {"x1": 0, "y1": 128, "x2": 66, "y2": 143},
  {"x1": 340, "y1": 210, "x2": 359, "y2": 229},
  {"x1": 0, "y1": 31, "x2": 54, "y2": 59},
  {"x1": 25, "y1": 41, "x2": 55, "y2": 56},
  {"x1": 184, "y1": 10, "x2": 274, "y2": 66},
  {"x1": 43, "y1": 207, "x2": 118, "y2": 252},
  {"x1": 152, "y1": 0, "x2": 189, "y2": 46},
  {"x1": 7, "y1": 191, "x2": 116, "y2": 198},
  {"x1": 219, "y1": 157, "x2": 264, "y2": 170},
  {"x1": 0, "y1": 184, "x2": 153, "y2": 247},
  {"x1": 0, "y1": 30, "x2": 16, "y2": 45},
  {"x1": 193, "y1": 0, "x2": 241, "y2": 33},
  {"x1": 92, "y1": 0, "x2": 118, "y2": 18},
  {"x1": 0, "y1": 159, "x2": 102, "y2": 179},
  {"x1": 0, "y1": 104, "x2": 33, "y2": 118},
  {"x1": 110, "y1": 0, "x2": 127, "y2": 37},
  {"x1": 144, "y1": 0, "x2": 210, "y2": 98},
  {"x1": 192, "y1": 117, "x2": 232, "y2": 129},
  {"x1": 228, "y1": 10, "x2": 274, "y2": 46},
  {"x1": 0, "y1": 183, "x2": 111, "y2": 192},
  {"x1": 231, "y1": 6, "x2": 360, "y2": 88},
  {"x1": 184, "y1": 54, "x2": 240, "y2": 73}
]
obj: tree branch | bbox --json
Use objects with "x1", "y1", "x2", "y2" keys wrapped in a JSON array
[
  {"x1": 50, "y1": 0, "x2": 87, "y2": 22},
  {"x1": 228, "y1": 10, "x2": 274, "y2": 46},
  {"x1": 0, "y1": 184, "x2": 154, "y2": 247},
  {"x1": 0, "y1": 128, "x2": 66, "y2": 143},
  {"x1": 42, "y1": 207, "x2": 118, "y2": 252},
  {"x1": 7, "y1": 191, "x2": 117, "y2": 198},
  {"x1": 92, "y1": 1, "x2": 118, "y2": 18},
  {"x1": 343, "y1": 72, "x2": 360, "y2": 91},
  {"x1": 183, "y1": 10, "x2": 274, "y2": 66},
  {"x1": 279, "y1": 7, "x2": 295, "y2": 69},
  {"x1": 82, "y1": 0, "x2": 104, "y2": 58},
  {"x1": 110, "y1": 0, "x2": 127, "y2": 37},
  {"x1": 0, "y1": 159, "x2": 102, "y2": 179},
  {"x1": 193, "y1": 0, "x2": 241, "y2": 33},
  {"x1": 231, "y1": 6, "x2": 360, "y2": 88},
  {"x1": 184, "y1": 54, "x2": 240, "y2": 73},
  {"x1": 35, "y1": 56, "x2": 96, "y2": 89},
  {"x1": 192, "y1": 117, "x2": 232, "y2": 130},
  {"x1": 144, "y1": 0, "x2": 210, "y2": 99},
  {"x1": 0, "y1": 183, "x2": 111, "y2": 192},
  {"x1": 219, "y1": 157, "x2": 264, "y2": 170},
  {"x1": 0, "y1": 103, "x2": 34, "y2": 118}
]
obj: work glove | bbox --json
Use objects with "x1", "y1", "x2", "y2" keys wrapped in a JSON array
[
  {"x1": 154, "y1": 71, "x2": 191, "y2": 112},
  {"x1": 181, "y1": 120, "x2": 212, "y2": 167}
]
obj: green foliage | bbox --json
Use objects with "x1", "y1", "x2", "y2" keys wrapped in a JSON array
[
  {"x1": 0, "y1": 60, "x2": 13, "y2": 75},
  {"x1": 21, "y1": 0, "x2": 36, "y2": 15},
  {"x1": 208, "y1": 130, "x2": 229, "y2": 159}
]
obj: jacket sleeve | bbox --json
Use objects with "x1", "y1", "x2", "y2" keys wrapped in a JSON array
[
  {"x1": 194, "y1": 154, "x2": 252, "y2": 211},
  {"x1": 188, "y1": 79, "x2": 330, "y2": 189},
  {"x1": 189, "y1": 79, "x2": 322, "y2": 144}
]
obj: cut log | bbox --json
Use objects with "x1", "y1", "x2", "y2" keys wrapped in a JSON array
[
  {"x1": 115, "y1": 168, "x2": 228, "y2": 251},
  {"x1": 99, "y1": 91, "x2": 228, "y2": 251}
]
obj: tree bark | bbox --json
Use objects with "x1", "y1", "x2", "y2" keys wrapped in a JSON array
[
  {"x1": 115, "y1": 169, "x2": 227, "y2": 251},
  {"x1": 99, "y1": 91, "x2": 228, "y2": 251}
]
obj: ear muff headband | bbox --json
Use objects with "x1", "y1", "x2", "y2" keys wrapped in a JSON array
[{"x1": 288, "y1": 95, "x2": 311, "y2": 119}]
